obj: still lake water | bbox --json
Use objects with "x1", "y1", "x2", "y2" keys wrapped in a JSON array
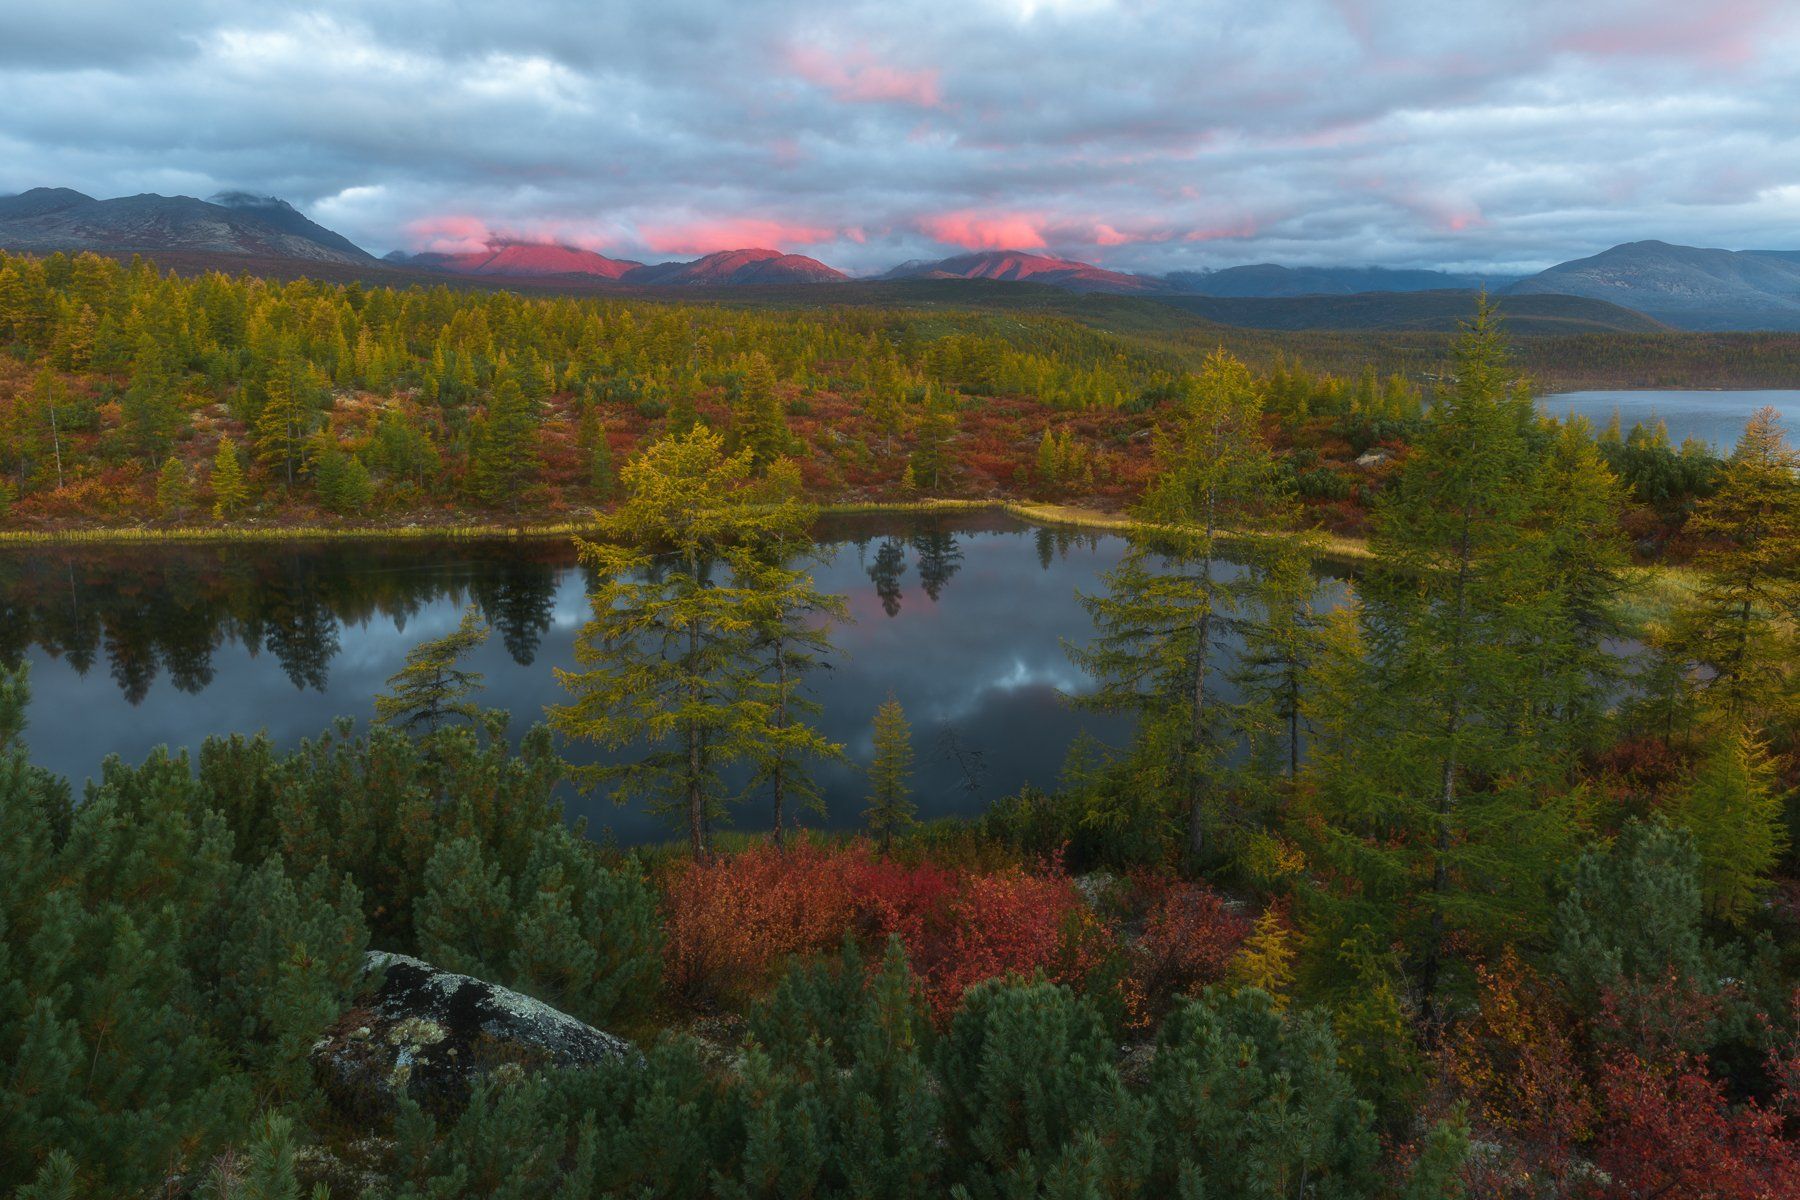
[
  {"x1": 1541, "y1": 389, "x2": 1800, "y2": 452},
  {"x1": 24, "y1": 372, "x2": 1756, "y2": 845},
  {"x1": 5, "y1": 513, "x2": 1310, "y2": 844}
]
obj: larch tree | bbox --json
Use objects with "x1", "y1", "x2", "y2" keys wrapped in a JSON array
[
  {"x1": 1527, "y1": 417, "x2": 1629, "y2": 761},
  {"x1": 1232, "y1": 528, "x2": 1325, "y2": 784},
  {"x1": 909, "y1": 396, "x2": 956, "y2": 491},
  {"x1": 210, "y1": 435, "x2": 248, "y2": 519},
  {"x1": 254, "y1": 351, "x2": 324, "y2": 489},
  {"x1": 1666, "y1": 722, "x2": 1786, "y2": 926},
  {"x1": 123, "y1": 331, "x2": 182, "y2": 463},
  {"x1": 1665, "y1": 407, "x2": 1799, "y2": 727},
  {"x1": 31, "y1": 366, "x2": 65, "y2": 491},
  {"x1": 550, "y1": 426, "x2": 814, "y2": 858},
  {"x1": 373, "y1": 605, "x2": 491, "y2": 735},
  {"x1": 865, "y1": 694, "x2": 916, "y2": 852},
  {"x1": 1300, "y1": 298, "x2": 1584, "y2": 1023},
  {"x1": 734, "y1": 351, "x2": 793, "y2": 471},
  {"x1": 468, "y1": 373, "x2": 541, "y2": 507},
  {"x1": 738, "y1": 547, "x2": 850, "y2": 847},
  {"x1": 155, "y1": 455, "x2": 192, "y2": 520},
  {"x1": 1069, "y1": 348, "x2": 1284, "y2": 862}
]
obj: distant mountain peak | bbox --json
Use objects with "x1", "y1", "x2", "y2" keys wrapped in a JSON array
[
  {"x1": 884, "y1": 249, "x2": 1162, "y2": 293},
  {"x1": 0, "y1": 186, "x2": 373, "y2": 263},
  {"x1": 395, "y1": 239, "x2": 643, "y2": 279},
  {"x1": 1506, "y1": 240, "x2": 1800, "y2": 331},
  {"x1": 621, "y1": 248, "x2": 847, "y2": 286}
]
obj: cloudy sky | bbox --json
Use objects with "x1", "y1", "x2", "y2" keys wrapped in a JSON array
[{"x1": 2, "y1": 0, "x2": 1796, "y2": 274}]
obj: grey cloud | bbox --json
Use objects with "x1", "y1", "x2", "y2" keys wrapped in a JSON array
[{"x1": 1, "y1": 0, "x2": 1797, "y2": 272}]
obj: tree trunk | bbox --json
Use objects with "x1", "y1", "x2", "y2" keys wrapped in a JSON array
[
  {"x1": 49, "y1": 403, "x2": 62, "y2": 489},
  {"x1": 687, "y1": 619, "x2": 705, "y2": 861},
  {"x1": 1421, "y1": 502, "x2": 1474, "y2": 1029},
  {"x1": 772, "y1": 637, "x2": 788, "y2": 848},
  {"x1": 1188, "y1": 490, "x2": 1218, "y2": 859},
  {"x1": 1287, "y1": 664, "x2": 1301, "y2": 781},
  {"x1": 1189, "y1": 603, "x2": 1211, "y2": 858}
]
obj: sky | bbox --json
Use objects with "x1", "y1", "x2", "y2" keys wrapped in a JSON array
[{"x1": 2, "y1": 0, "x2": 1797, "y2": 275}]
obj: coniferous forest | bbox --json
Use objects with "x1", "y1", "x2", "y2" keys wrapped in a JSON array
[{"x1": 1, "y1": 247, "x2": 1798, "y2": 1200}]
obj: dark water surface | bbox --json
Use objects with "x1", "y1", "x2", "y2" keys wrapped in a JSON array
[{"x1": 2, "y1": 513, "x2": 1348, "y2": 843}]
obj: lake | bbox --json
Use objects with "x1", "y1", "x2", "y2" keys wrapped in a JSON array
[
  {"x1": 2, "y1": 513, "x2": 1330, "y2": 844},
  {"x1": 1540, "y1": 389, "x2": 1800, "y2": 452}
]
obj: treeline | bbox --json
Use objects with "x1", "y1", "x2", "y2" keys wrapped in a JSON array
[
  {"x1": 1206, "y1": 325, "x2": 1800, "y2": 392},
  {"x1": 2, "y1": 248, "x2": 1771, "y2": 539},
  {"x1": 0, "y1": 249, "x2": 1191, "y2": 524}
]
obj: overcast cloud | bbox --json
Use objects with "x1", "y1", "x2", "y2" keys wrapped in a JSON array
[{"x1": 2, "y1": 0, "x2": 1796, "y2": 273}]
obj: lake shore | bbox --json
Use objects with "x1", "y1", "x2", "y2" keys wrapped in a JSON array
[{"x1": 0, "y1": 496, "x2": 1701, "y2": 623}]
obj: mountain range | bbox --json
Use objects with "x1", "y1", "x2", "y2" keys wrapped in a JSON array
[
  {"x1": 5, "y1": 186, "x2": 1800, "y2": 330},
  {"x1": 1504, "y1": 240, "x2": 1800, "y2": 331},
  {"x1": 386, "y1": 242, "x2": 846, "y2": 285}
]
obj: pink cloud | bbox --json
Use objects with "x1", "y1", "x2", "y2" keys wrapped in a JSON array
[
  {"x1": 787, "y1": 44, "x2": 943, "y2": 108},
  {"x1": 769, "y1": 137, "x2": 803, "y2": 168},
  {"x1": 637, "y1": 218, "x2": 841, "y2": 255},
  {"x1": 1558, "y1": 1, "x2": 1775, "y2": 68},
  {"x1": 1181, "y1": 221, "x2": 1261, "y2": 243},
  {"x1": 407, "y1": 215, "x2": 495, "y2": 255},
  {"x1": 917, "y1": 211, "x2": 1048, "y2": 251},
  {"x1": 406, "y1": 215, "x2": 640, "y2": 257}
]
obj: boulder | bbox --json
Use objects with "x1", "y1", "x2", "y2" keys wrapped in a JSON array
[
  {"x1": 1354, "y1": 449, "x2": 1391, "y2": 469},
  {"x1": 312, "y1": 951, "x2": 637, "y2": 1118}
]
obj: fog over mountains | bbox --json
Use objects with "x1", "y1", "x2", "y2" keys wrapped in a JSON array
[{"x1": 5, "y1": 187, "x2": 1800, "y2": 331}]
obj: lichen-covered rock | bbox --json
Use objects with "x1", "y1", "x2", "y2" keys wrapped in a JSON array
[{"x1": 312, "y1": 951, "x2": 638, "y2": 1118}]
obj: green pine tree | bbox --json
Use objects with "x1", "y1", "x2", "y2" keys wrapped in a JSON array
[
  {"x1": 735, "y1": 351, "x2": 793, "y2": 471},
  {"x1": 467, "y1": 374, "x2": 541, "y2": 507},
  {"x1": 312, "y1": 446, "x2": 374, "y2": 515}
]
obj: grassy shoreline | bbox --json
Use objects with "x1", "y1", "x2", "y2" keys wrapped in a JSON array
[
  {"x1": 0, "y1": 497, "x2": 1697, "y2": 623},
  {"x1": 0, "y1": 498, "x2": 1006, "y2": 546}
]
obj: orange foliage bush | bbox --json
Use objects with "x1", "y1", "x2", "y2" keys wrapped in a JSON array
[
  {"x1": 660, "y1": 842, "x2": 866, "y2": 1006},
  {"x1": 1445, "y1": 950, "x2": 1594, "y2": 1197}
]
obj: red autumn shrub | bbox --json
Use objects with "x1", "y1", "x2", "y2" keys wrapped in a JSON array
[
  {"x1": 1594, "y1": 1048, "x2": 1800, "y2": 1199},
  {"x1": 660, "y1": 842, "x2": 865, "y2": 1006},
  {"x1": 1588, "y1": 976, "x2": 1800, "y2": 1199},
  {"x1": 843, "y1": 852, "x2": 960, "y2": 947},
  {"x1": 906, "y1": 863, "x2": 1114, "y2": 1023},
  {"x1": 1128, "y1": 879, "x2": 1251, "y2": 1015},
  {"x1": 660, "y1": 840, "x2": 1122, "y2": 1021}
]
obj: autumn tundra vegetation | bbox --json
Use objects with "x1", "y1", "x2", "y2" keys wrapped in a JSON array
[{"x1": 0, "y1": 250, "x2": 1798, "y2": 1198}]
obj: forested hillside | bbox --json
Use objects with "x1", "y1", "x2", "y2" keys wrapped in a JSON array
[{"x1": 0, "y1": 249, "x2": 1791, "y2": 538}]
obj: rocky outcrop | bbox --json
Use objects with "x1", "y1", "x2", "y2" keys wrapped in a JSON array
[{"x1": 312, "y1": 951, "x2": 637, "y2": 1117}]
